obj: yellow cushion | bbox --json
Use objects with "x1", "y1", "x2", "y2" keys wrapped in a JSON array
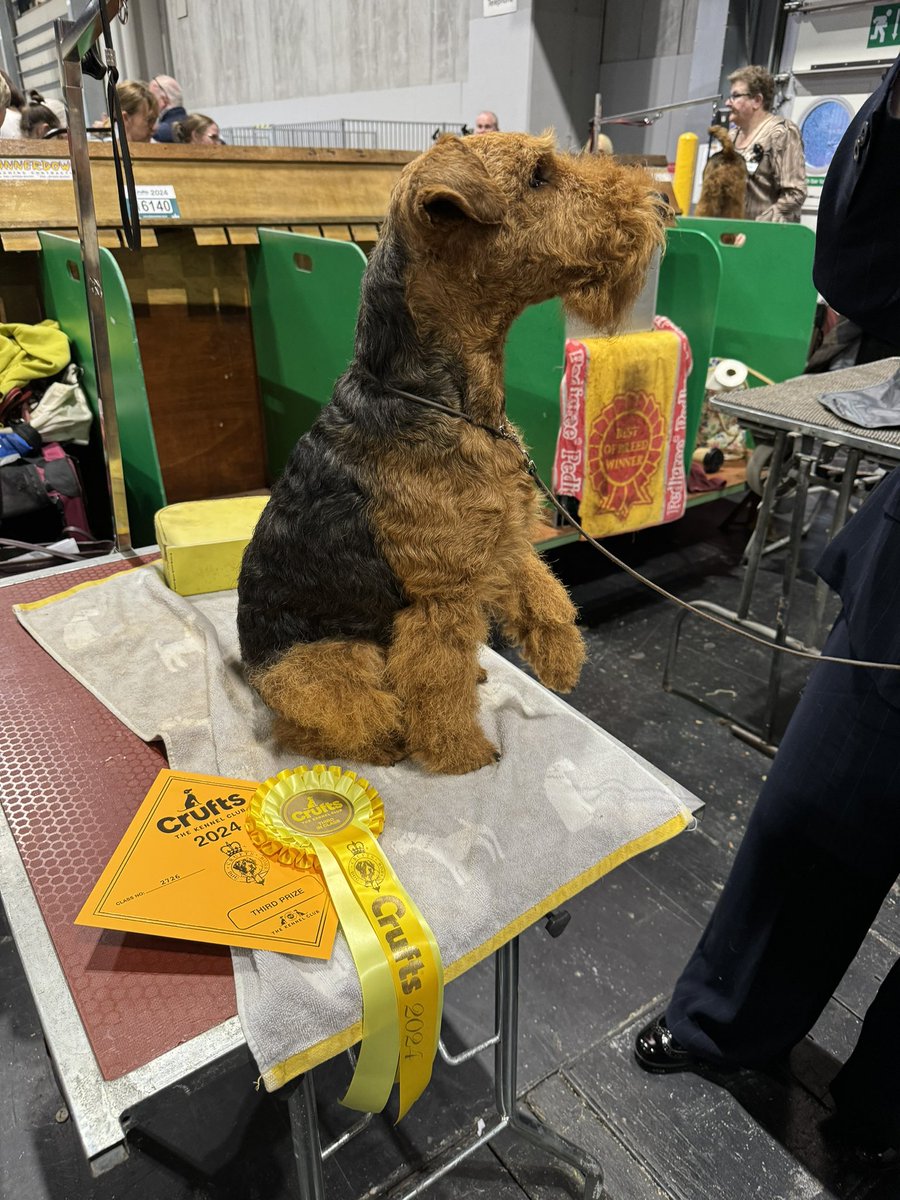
[{"x1": 154, "y1": 496, "x2": 268, "y2": 597}]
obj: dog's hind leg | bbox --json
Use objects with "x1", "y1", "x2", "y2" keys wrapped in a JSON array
[
  {"x1": 251, "y1": 640, "x2": 404, "y2": 765},
  {"x1": 386, "y1": 600, "x2": 497, "y2": 775}
]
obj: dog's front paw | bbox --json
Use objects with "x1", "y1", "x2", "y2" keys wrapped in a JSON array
[
  {"x1": 418, "y1": 730, "x2": 500, "y2": 775},
  {"x1": 526, "y1": 623, "x2": 586, "y2": 693}
]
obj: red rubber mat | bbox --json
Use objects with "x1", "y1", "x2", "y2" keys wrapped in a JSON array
[{"x1": 1, "y1": 558, "x2": 236, "y2": 1081}]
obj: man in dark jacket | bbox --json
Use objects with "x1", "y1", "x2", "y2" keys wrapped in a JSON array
[
  {"x1": 149, "y1": 75, "x2": 187, "y2": 143},
  {"x1": 633, "y1": 53, "x2": 900, "y2": 1167}
]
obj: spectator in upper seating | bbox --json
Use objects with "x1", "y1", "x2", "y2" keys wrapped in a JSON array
[
  {"x1": 149, "y1": 75, "x2": 187, "y2": 143},
  {"x1": 473, "y1": 110, "x2": 499, "y2": 134},
  {"x1": 20, "y1": 101, "x2": 61, "y2": 140},
  {"x1": 0, "y1": 70, "x2": 23, "y2": 138},
  {"x1": 117, "y1": 80, "x2": 158, "y2": 143},
  {"x1": 37, "y1": 93, "x2": 67, "y2": 127},
  {"x1": 173, "y1": 113, "x2": 223, "y2": 145}
]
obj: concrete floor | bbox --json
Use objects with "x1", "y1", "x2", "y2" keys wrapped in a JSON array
[{"x1": 2, "y1": 492, "x2": 898, "y2": 1200}]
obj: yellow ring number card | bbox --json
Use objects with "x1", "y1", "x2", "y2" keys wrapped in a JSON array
[{"x1": 76, "y1": 770, "x2": 338, "y2": 959}]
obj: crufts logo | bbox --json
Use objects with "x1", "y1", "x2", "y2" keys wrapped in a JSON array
[
  {"x1": 370, "y1": 895, "x2": 426, "y2": 994},
  {"x1": 156, "y1": 787, "x2": 247, "y2": 834}
]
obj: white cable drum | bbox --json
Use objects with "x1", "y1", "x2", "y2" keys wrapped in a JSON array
[{"x1": 712, "y1": 358, "x2": 749, "y2": 390}]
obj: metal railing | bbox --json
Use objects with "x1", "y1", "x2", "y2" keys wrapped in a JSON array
[{"x1": 218, "y1": 118, "x2": 468, "y2": 152}]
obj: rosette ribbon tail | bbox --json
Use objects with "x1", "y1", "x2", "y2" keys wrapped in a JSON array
[
  {"x1": 312, "y1": 839, "x2": 401, "y2": 1113},
  {"x1": 328, "y1": 820, "x2": 444, "y2": 1120},
  {"x1": 246, "y1": 765, "x2": 444, "y2": 1119}
]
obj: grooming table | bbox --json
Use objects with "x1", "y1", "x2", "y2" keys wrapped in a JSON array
[
  {"x1": 1, "y1": 552, "x2": 700, "y2": 1197},
  {"x1": 0, "y1": 552, "x2": 242, "y2": 1174},
  {"x1": 664, "y1": 358, "x2": 900, "y2": 751}
]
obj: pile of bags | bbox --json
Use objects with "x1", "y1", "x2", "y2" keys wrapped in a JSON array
[{"x1": 0, "y1": 319, "x2": 105, "y2": 571}]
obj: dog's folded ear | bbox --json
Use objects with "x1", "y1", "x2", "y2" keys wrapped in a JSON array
[{"x1": 410, "y1": 136, "x2": 507, "y2": 228}]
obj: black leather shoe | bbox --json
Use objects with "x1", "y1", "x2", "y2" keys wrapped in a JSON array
[
  {"x1": 821, "y1": 1113, "x2": 900, "y2": 1170},
  {"x1": 634, "y1": 1014, "x2": 697, "y2": 1073},
  {"x1": 856, "y1": 1142, "x2": 900, "y2": 1169}
]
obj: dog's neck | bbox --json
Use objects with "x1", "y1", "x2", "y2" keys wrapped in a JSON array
[{"x1": 353, "y1": 230, "x2": 512, "y2": 429}]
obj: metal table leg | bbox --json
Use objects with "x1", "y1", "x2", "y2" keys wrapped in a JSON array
[
  {"x1": 758, "y1": 433, "x2": 816, "y2": 744},
  {"x1": 287, "y1": 1072, "x2": 327, "y2": 1200},
  {"x1": 663, "y1": 428, "x2": 807, "y2": 742},
  {"x1": 736, "y1": 429, "x2": 790, "y2": 620},
  {"x1": 494, "y1": 939, "x2": 604, "y2": 1200},
  {"x1": 809, "y1": 446, "x2": 861, "y2": 646},
  {"x1": 286, "y1": 937, "x2": 605, "y2": 1199}
]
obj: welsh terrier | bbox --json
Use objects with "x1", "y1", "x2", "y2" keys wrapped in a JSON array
[
  {"x1": 695, "y1": 126, "x2": 747, "y2": 219},
  {"x1": 238, "y1": 132, "x2": 665, "y2": 774}
]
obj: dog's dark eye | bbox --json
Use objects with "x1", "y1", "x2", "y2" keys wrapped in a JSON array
[{"x1": 529, "y1": 163, "x2": 549, "y2": 189}]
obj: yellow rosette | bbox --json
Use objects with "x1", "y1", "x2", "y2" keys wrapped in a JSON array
[{"x1": 246, "y1": 764, "x2": 443, "y2": 1119}]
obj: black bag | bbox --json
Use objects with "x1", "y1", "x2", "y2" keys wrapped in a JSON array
[
  {"x1": 0, "y1": 443, "x2": 112, "y2": 571},
  {"x1": 1, "y1": 444, "x2": 88, "y2": 538},
  {"x1": 813, "y1": 54, "x2": 900, "y2": 345}
]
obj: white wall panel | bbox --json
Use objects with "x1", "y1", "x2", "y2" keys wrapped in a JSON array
[
  {"x1": 598, "y1": 0, "x2": 727, "y2": 158},
  {"x1": 150, "y1": 0, "x2": 727, "y2": 159},
  {"x1": 165, "y1": 0, "x2": 469, "y2": 109},
  {"x1": 530, "y1": 0, "x2": 604, "y2": 150},
  {"x1": 791, "y1": 7, "x2": 897, "y2": 72}
]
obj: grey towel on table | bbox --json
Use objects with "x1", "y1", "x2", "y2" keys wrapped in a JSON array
[
  {"x1": 819, "y1": 366, "x2": 900, "y2": 428},
  {"x1": 15, "y1": 563, "x2": 693, "y2": 1088}
]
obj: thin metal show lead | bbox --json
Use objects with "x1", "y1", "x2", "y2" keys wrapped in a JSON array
[{"x1": 387, "y1": 384, "x2": 900, "y2": 675}]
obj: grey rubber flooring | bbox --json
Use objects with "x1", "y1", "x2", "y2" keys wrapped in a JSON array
[{"x1": 3, "y1": 492, "x2": 897, "y2": 1200}]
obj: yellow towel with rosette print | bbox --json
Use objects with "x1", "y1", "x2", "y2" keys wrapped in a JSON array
[{"x1": 579, "y1": 330, "x2": 682, "y2": 537}]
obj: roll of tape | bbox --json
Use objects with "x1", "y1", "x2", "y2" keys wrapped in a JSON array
[{"x1": 713, "y1": 359, "x2": 748, "y2": 390}]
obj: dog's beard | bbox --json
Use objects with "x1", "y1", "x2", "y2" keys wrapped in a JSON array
[{"x1": 562, "y1": 269, "x2": 649, "y2": 334}]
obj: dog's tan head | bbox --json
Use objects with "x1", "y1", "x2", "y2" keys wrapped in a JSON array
[{"x1": 389, "y1": 132, "x2": 666, "y2": 336}]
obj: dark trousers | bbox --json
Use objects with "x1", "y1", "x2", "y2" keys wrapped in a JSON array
[{"x1": 667, "y1": 614, "x2": 900, "y2": 1143}]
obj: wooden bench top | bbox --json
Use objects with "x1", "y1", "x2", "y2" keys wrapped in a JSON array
[{"x1": 1, "y1": 141, "x2": 417, "y2": 242}]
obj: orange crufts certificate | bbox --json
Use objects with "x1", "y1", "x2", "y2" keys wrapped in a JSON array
[{"x1": 76, "y1": 769, "x2": 337, "y2": 959}]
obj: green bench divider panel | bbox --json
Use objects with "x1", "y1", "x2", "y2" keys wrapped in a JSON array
[
  {"x1": 248, "y1": 230, "x2": 367, "y2": 481},
  {"x1": 249, "y1": 227, "x2": 566, "y2": 489},
  {"x1": 657, "y1": 227, "x2": 724, "y2": 468},
  {"x1": 38, "y1": 232, "x2": 166, "y2": 547},
  {"x1": 504, "y1": 299, "x2": 566, "y2": 486},
  {"x1": 675, "y1": 217, "x2": 818, "y2": 387}
]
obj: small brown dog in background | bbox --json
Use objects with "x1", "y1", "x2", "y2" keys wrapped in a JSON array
[{"x1": 695, "y1": 126, "x2": 747, "y2": 219}]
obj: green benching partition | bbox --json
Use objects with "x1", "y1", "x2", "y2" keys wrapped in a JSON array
[
  {"x1": 248, "y1": 230, "x2": 367, "y2": 481},
  {"x1": 657, "y1": 227, "x2": 723, "y2": 469},
  {"x1": 674, "y1": 217, "x2": 818, "y2": 386},
  {"x1": 248, "y1": 229, "x2": 565, "y2": 484},
  {"x1": 38, "y1": 232, "x2": 166, "y2": 548},
  {"x1": 504, "y1": 298, "x2": 566, "y2": 486}
]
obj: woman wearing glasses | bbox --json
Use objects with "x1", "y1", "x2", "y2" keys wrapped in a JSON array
[{"x1": 724, "y1": 65, "x2": 807, "y2": 222}]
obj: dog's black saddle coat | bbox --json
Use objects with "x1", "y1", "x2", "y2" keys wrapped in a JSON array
[
  {"x1": 236, "y1": 404, "x2": 408, "y2": 670},
  {"x1": 238, "y1": 230, "x2": 479, "y2": 672}
]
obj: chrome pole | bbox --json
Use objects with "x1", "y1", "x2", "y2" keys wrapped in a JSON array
[
  {"x1": 599, "y1": 93, "x2": 722, "y2": 125},
  {"x1": 55, "y1": 0, "x2": 132, "y2": 553}
]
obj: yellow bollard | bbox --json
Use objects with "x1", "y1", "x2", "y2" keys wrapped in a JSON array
[{"x1": 672, "y1": 131, "x2": 698, "y2": 217}]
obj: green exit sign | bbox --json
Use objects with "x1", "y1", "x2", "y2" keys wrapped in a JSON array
[{"x1": 868, "y1": 4, "x2": 900, "y2": 46}]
